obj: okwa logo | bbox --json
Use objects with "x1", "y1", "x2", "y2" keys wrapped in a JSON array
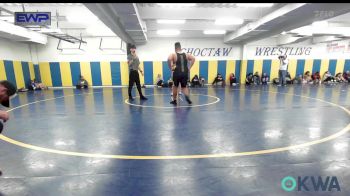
[{"x1": 281, "y1": 176, "x2": 341, "y2": 192}]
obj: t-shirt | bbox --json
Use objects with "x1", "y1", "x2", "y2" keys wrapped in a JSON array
[
  {"x1": 156, "y1": 77, "x2": 163, "y2": 83},
  {"x1": 279, "y1": 59, "x2": 288, "y2": 70},
  {"x1": 262, "y1": 76, "x2": 269, "y2": 82},
  {"x1": 31, "y1": 82, "x2": 36, "y2": 89},
  {"x1": 127, "y1": 54, "x2": 140, "y2": 70},
  {"x1": 323, "y1": 73, "x2": 331, "y2": 79},
  {"x1": 80, "y1": 79, "x2": 87, "y2": 85}
]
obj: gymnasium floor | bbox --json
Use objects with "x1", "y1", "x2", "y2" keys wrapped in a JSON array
[{"x1": 0, "y1": 84, "x2": 349, "y2": 195}]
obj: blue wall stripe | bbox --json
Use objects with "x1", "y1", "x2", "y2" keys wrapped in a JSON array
[
  {"x1": 34, "y1": 64, "x2": 41, "y2": 82},
  {"x1": 296, "y1": 59, "x2": 305, "y2": 77},
  {"x1": 312, "y1": 59, "x2": 321, "y2": 74},
  {"x1": 199, "y1": 61, "x2": 209, "y2": 82},
  {"x1": 235, "y1": 60, "x2": 241, "y2": 82},
  {"x1": 49, "y1": 62, "x2": 62, "y2": 87},
  {"x1": 344, "y1": 59, "x2": 350, "y2": 72},
  {"x1": 110, "y1": 62, "x2": 121, "y2": 85},
  {"x1": 328, "y1": 59, "x2": 337, "y2": 75},
  {"x1": 143, "y1": 61, "x2": 153, "y2": 85},
  {"x1": 262, "y1": 60, "x2": 272, "y2": 77},
  {"x1": 90, "y1": 62, "x2": 102, "y2": 86},
  {"x1": 217, "y1": 60, "x2": 226, "y2": 79},
  {"x1": 3, "y1": 60, "x2": 17, "y2": 87},
  {"x1": 21, "y1": 62, "x2": 31, "y2": 88},
  {"x1": 162, "y1": 61, "x2": 171, "y2": 81},
  {"x1": 246, "y1": 60, "x2": 254, "y2": 75},
  {"x1": 70, "y1": 62, "x2": 81, "y2": 86}
]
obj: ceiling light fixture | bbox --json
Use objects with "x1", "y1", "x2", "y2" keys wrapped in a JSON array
[
  {"x1": 157, "y1": 29, "x2": 180, "y2": 36},
  {"x1": 157, "y1": 19, "x2": 186, "y2": 24},
  {"x1": 66, "y1": 13, "x2": 98, "y2": 23},
  {"x1": 157, "y1": 3, "x2": 196, "y2": 7},
  {"x1": 203, "y1": 30, "x2": 226, "y2": 35},
  {"x1": 312, "y1": 21, "x2": 328, "y2": 27},
  {"x1": 215, "y1": 18, "x2": 243, "y2": 25},
  {"x1": 236, "y1": 3, "x2": 274, "y2": 8}
]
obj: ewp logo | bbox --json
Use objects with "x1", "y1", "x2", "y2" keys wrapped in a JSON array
[
  {"x1": 15, "y1": 12, "x2": 51, "y2": 26},
  {"x1": 281, "y1": 176, "x2": 341, "y2": 192}
]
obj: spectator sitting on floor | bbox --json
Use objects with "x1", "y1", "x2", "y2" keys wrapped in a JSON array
[
  {"x1": 261, "y1": 73, "x2": 269, "y2": 85},
  {"x1": 302, "y1": 71, "x2": 313, "y2": 84},
  {"x1": 322, "y1": 71, "x2": 336, "y2": 84},
  {"x1": 29, "y1": 78, "x2": 48, "y2": 90},
  {"x1": 286, "y1": 72, "x2": 293, "y2": 84},
  {"x1": 312, "y1": 71, "x2": 321, "y2": 84},
  {"x1": 245, "y1": 73, "x2": 254, "y2": 85},
  {"x1": 335, "y1": 72, "x2": 346, "y2": 83},
  {"x1": 30, "y1": 79, "x2": 40, "y2": 91},
  {"x1": 191, "y1": 75, "x2": 201, "y2": 87},
  {"x1": 343, "y1": 70, "x2": 350, "y2": 83},
  {"x1": 76, "y1": 75, "x2": 88, "y2": 89},
  {"x1": 167, "y1": 77, "x2": 173, "y2": 88},
  {"x1": 294, "y1": 74, "x2": 303, "y2": 84},
  {"x1": 199, "y1": 76, "x2": 206, "y2": 86},
  {"x1": 212, "y1": 73, "x2": 225, "y2": 87},
  {"x1": 253, "y1": 72, "x2": 261, "y2": 85},
  {"x1": 156, "y1": 74, "x2": 164, "y2": 87},
  {"x1": 229, "y1": 73, "x2": 237, "y2": 86}
]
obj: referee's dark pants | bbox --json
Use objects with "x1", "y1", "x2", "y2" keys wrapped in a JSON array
[
  {"x1": 0, "y1": 121, "x2": 3, "y2": 133},
  {"x1": 128, "y1": 70, "x2": 143, "y2": 98}
]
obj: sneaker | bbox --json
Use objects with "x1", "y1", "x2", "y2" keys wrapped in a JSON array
[
  {"x1": 170, "y1": 100, "x2": 177, "y2": 105},
  {"x1": 140, "y1": 96, "x2": 148, "y2": 100},
  {"x1": 185, "y1": 96, "x2": 192, "y2": 104},
  {"x1": 129, "y1": 97, "x2": 134, "y2": 101},
  {"x1": 277, "y1": 84, "x2": 281, "y2": 86}
]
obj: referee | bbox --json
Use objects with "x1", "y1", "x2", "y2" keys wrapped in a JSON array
[{"x1": 127, "y1": 44, "x2": 147, "y2": 101}]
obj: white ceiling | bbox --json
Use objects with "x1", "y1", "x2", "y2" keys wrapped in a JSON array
[
  {"x1": 137, "y1": 3, "x2": 282, "y2": 39},
  {"x1": 85, "y1": 3, "x2": 350, "y2": 45},
  {"x1": 2, "y1": 3, "x2": 350, "y2": 46},
  {"x1": 0, "y1": 3, "x2": 116, "y2": 38}
]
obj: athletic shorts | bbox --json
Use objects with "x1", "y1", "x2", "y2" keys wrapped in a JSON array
[{"x1": 173, "y1": 72, "x2": 188, "y2": 88}]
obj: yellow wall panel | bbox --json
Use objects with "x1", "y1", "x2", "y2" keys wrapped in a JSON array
[
  {"x1": 59, "y1": 62, "x2": 73, "y2": 86},
  {"x1": 100, "y1": 61, "x2": 112, "y2": 86}
]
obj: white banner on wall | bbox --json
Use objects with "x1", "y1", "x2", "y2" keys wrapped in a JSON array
[
  {"x1": 245, "y1": 41, "x2": 350, "y2": 59},
  {"x1": 245, "y1": 45, "x2": 317, "y2": 59},
  {"x1": 326, "y1": 40, "x2": 350, "y2": 53},
  {"x1": 137, "y1": 38, "x2": 241, "y2": 61},
  {"x1": 181, "y1": 47, "x2": 233, "y2": 57}
]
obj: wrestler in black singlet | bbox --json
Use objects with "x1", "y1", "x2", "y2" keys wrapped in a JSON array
[{"x1": 173, "y1": 52, "x2": 188, "y2": 88}]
